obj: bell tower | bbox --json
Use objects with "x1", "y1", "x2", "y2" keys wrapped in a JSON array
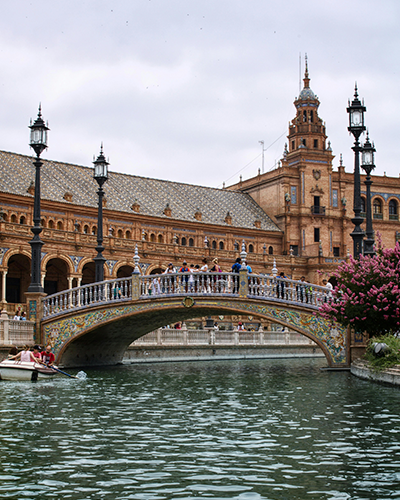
[{"x1": 286, "y1": 55, "x2": 328, "y2": 156}]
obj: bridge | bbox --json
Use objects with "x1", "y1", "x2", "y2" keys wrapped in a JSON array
[{"x1": 30, "y1": 266, "x2": 352, "y2": 369}]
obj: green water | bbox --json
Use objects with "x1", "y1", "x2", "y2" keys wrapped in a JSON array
[{"x1": 1, "y1": 358, "x2": 400, "y2": 500}]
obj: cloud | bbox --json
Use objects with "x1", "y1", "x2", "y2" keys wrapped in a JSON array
[{"x1": 0, "y1": 0, "x2": 399, "y2": 187}]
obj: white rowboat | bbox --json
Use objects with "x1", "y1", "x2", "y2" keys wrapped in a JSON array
[{"x1": 0, "y1": 359, "x2": 57, "y2": 381}]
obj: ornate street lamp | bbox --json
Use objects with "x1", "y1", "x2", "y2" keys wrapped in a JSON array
[
  {"x1": 93, "y1": 144, "x2": 109, "y2": 282},
  {"x1": 27, "y1": 105, "x2": 49, "y2": 293},
  {"x1": 361, "y1": 133, "x2": 376, "y2": 257},
  {"x1": 347, "y1": 85, "x2": 366, "y2": 258}
]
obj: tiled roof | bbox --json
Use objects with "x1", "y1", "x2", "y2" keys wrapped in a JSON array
[{"x1": 0, "y1": 150, "x2": 281, "y2": 232}]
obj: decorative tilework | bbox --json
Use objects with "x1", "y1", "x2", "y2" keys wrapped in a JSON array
[
  {"x1": 69, "y1": 255, "x2": 83, "y2": 273},
  {"x1": 0, "y1": 248, "x2": 9, "y2": 265}
]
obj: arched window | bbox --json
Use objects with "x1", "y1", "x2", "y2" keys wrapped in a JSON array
[
  {"x1": 48, "y1": 220, "x2": 55, "y2": 229},
  {"x1": 118, "y1": 229, "x2": 123, "y2": 239},
  {"x1": 268, "y1": 246, "x2": 273, "y2": 255},
  {"x1": 212, "y1": 240, "x2": 217, "y2": 249},
  {"x1": 92, "y1": 226, "x2": 97, "y2": 235},
  {"x1": 150, "y1": 233, "x2": 156, "y2": 242},
  {"x1": 20, "y1": 216, "x2": 26, "y2": 225},
  {"x1": 248, "y1": 244, "x2": 254, "y2": 253},
  {"x1": 83, "y1": 225, "x2": 89, "y2": 234},
  {"x1": 40, "y1": 218, "x2": 45, "y2": 227},
  {"x1": 373, "y1": 199, "x2": 383, "y2": 219},
  {"x1": 158, "y1": 234, "x2": 163, "y2": 243},
  {"x1": 189, "y1": 238, "x2": 194, "y2": 247},
  {"x1": 181, "y1": 237, "x2": 187, "y2": 246},
  {"x1": 234, "y1": 242, "x2": 239, "y2": 251},
  {"x1": 389, "y1": 199, "x2": 398, "y2": 220},
  {"x1": 126, "y1": 230, "x2": 131, "y2": 239},
  {"x1": 57, "y1": 221, "x2": 63, "y2": 230},
  {"x1": 10, "y1": 214, "x2": 17, "y2": 223},
  {"x1": 219, "y1": 241, "x2": 224, "y2": 250}
]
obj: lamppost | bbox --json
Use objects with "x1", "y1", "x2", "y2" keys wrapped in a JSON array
[
  {"x1": 27, "y1": 105, "x2": 49, "y2": 293},
  {"x1": 347, "y1": 85, "x2": 366, "y2": 259},
  {"x1": 93, "y1": 144, "x2": 109, "y2": 282},
  {"x1": 361, "y1": 133, "x2": 376, "y2": 257}
]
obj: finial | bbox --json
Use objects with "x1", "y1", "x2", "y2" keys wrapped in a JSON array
[
  {"x1": 272, "y1": 258, "x2": 278, "y2": 277},
  {"x1": 340, "y1": 153, "x2": 343, "y2": 166},
  {"x1": 240, "y1": 240, "x2": 247, "y2": 268},
  {"x1": 38, "y1": 103, "x2": 42, "y2": 118},
  {"x1": 303, "y1": 53, "x2": 310, "y2": 88},
  {"x1": 133, "y1": 245, "x2": 140, "y2": 274}
]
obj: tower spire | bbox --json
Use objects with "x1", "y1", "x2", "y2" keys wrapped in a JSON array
[{"x1": 303, "y1": 53, "x2": 310, "y2": 89}]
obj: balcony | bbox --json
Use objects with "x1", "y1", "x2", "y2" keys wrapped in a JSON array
[{"x1": 311, "y1": 206, "x2": 326, "y2": 216}]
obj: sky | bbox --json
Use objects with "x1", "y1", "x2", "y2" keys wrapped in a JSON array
[{"x1": 1, "y1": 0, "x2": 399, "y2": 188}]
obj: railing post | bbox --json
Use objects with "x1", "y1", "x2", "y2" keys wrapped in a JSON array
[
  {"x1": 1, "y1": 309, "x2": 9, "y2": 344},
  {"x1": 238, "y1": 268, "x2": 248, "y2": 297},
  {"x1": 24, "y1": 292, "x2": 47, "y2": 345},
  {"x1": 131, "y1": 273, "x2": 140, "y2": 300}
]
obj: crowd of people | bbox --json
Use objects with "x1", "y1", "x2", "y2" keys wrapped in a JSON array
[
  {"x1": 7, "y1": 344, "x2": 55, "y2": 366},
  {"x1": 147, "y1": 258, "x2": 333, "y2": 303},
  {"x1": 13, "y1": 310, "x2": 27, "y2": 320}
]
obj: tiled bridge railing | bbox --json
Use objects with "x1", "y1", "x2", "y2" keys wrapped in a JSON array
[{"x1": 42, "y1": 272, "x2": 329, "y2": 320}]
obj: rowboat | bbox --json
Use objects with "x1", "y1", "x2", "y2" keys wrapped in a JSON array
[{"x1": 0, "y1": 359, "x2": 57, "y2": 381}]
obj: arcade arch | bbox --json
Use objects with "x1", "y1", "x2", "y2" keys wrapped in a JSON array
[{"x1": 5, "y1": 253, "x2": 31, "y2": 303}]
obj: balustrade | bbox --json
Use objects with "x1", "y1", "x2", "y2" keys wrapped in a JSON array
[
  {"x1": 133, "y1": 328, "x2": 317, "y2": 347},
  {"x1": 42, "y1": 272, "x2": 330, "y2": 319}
]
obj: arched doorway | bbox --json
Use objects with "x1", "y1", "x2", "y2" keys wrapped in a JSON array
[
  {"x1": 82, "y1": 262, "x2": 95, "y2": 285},
  {"x1": 150, "y1": 267, "x2": 164, "y2": 275},
  {"x1": 117, "y1": 265, "x2": 134, "y2": 278},
  {"x1": 44, "y1": 258, "x2": 69, "y2": 295},
  {"x1": 6, "y1": 254, "x2": 31, "y2": 304}
]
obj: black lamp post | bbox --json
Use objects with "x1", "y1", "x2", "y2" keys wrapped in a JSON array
[
  {"x1": 361, "y1": 133, "x2": 376, "y2": 257},
  {"x1": 27, "y1": 105, "x2": 49, "y2": 293},
  {"x1": 93, "y1": 144, "x2": 109, "y2": 282},
  {"x1": 347, "y1": 85, "x2": 366, "y2": 259}
]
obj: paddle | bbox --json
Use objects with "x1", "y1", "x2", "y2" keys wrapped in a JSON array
[{"x1": 47, "y1": 365, "x2": 79, "y2": 379}]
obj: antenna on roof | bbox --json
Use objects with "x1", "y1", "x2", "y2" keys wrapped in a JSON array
[{"x1": 299, "y1": 52, "x2": 301, "y2": 94}]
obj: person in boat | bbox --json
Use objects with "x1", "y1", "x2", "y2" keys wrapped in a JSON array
[
  {"x1": 41, "y1": 345, "x2": 55, "y2": 366},
  {"x1": 9, "y1": 345, "x2": 40, "y2": 363},
  {"x1": 7, "y1": 346, "x2": 18, "y2": 358}
]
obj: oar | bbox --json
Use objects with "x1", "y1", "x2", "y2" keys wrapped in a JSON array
[{"x1": 48, "y1": 365, "x2": 79, "y2": 379}]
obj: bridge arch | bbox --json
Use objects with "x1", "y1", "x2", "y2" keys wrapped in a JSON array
[{"x1": 42, "y1": 296, "x2": 347, "y2": 369}]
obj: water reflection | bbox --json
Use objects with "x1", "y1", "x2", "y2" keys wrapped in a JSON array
[{"x1": 1, "y1": 358, "x2": 400, "y2": 499}]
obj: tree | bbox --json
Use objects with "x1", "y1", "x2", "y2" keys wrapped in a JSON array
[{"x1": 318, "y1": 242, "x2": 400, "y2": 337}]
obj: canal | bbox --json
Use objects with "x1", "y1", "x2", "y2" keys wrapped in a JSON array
[{"x1": 1, "y1": 358, "x2": 399, "y2": 499}]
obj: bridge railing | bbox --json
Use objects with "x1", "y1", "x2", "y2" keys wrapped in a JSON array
[
  {"x1": 140, "y1": 271, "x2": 237, "y2": 297},
  {"x1": 42, "y1": 272, "x2": 330, "y2": 319},
  {"x1": 248, "y1": 275, "x2": 328, "y2": 307}
]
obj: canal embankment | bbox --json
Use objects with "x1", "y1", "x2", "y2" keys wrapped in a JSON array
[{"x1": 351, "y1": 358, "x2": 400, "y2": 386}]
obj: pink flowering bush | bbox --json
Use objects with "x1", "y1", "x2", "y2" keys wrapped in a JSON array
[{"x1": 318, "y1": 241, "x2": 400, "y2": 337}]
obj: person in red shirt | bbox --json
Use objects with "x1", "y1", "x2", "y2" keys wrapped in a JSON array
[{"x1": 41, "y1": 345, "x2": 55, "y2": 366}]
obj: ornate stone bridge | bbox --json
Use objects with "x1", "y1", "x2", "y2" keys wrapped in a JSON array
[{"x1": 29, "y1": 269, "x2": 351, "y2": 369}]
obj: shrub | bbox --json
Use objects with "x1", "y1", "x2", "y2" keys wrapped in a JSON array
[{"x1": 364, "y1": 334, "x2": 400, "y2": 371}]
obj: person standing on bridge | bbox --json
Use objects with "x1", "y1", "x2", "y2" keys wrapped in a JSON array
[
  {"x1": 231, "y1": 258, "x2": 241, "y2": 293},
  {"x1": 277, "y1": 272, "x2": 288, "y2": 300}
]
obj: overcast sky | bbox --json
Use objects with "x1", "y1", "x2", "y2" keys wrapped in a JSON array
[{"x1": 1, "y1": 0, "x2": 399, "y2": 188}]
